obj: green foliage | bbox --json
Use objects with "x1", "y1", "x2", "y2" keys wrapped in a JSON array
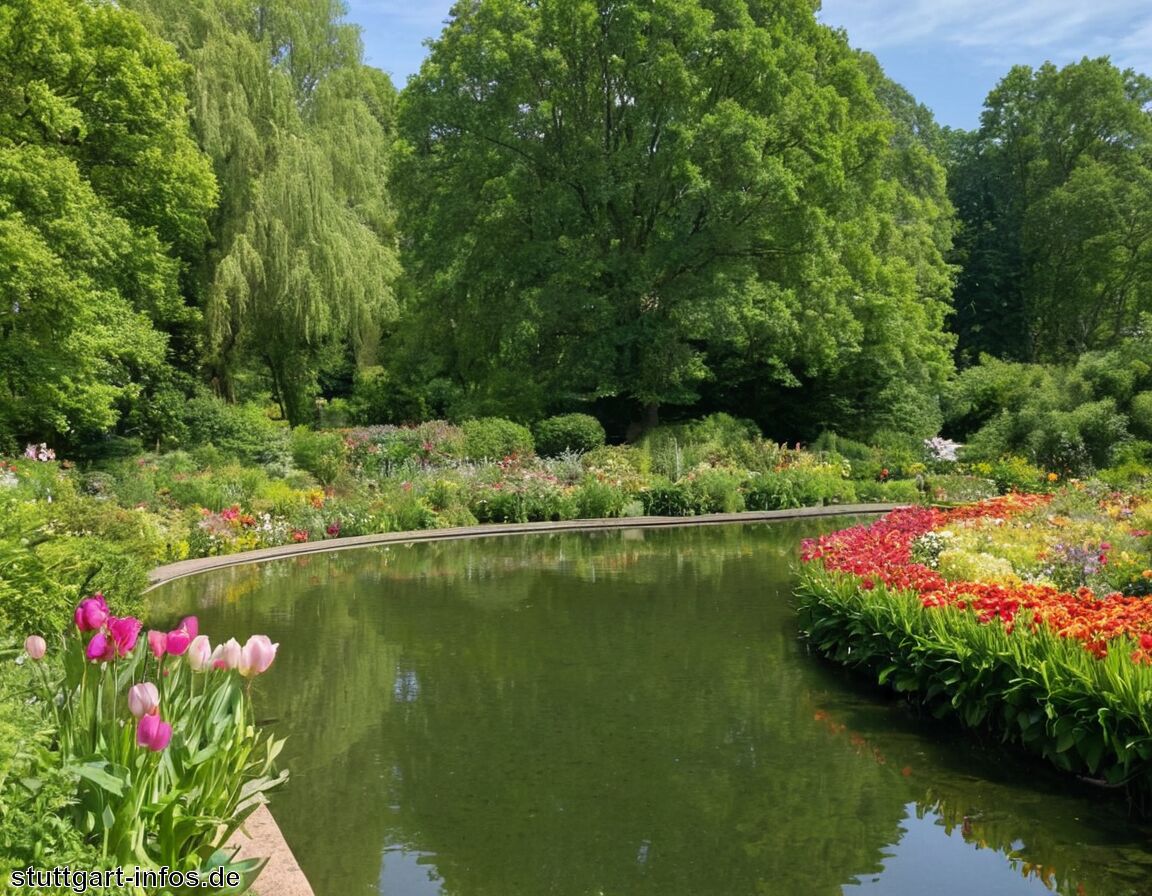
[
  {"x1": 967, "y1": 456, "x2": 1050, "y2": 495},
  {"x1": 461, "y1": 418, "x2": 535, "y2": 461},
  {"x1": 640, "y1": 481, "x2": 696, "y2": 517},
  {"x1": 0, "y1": 465, "x2": 161, "y2": 635},
  {"x1": 796, "y1": 568, "x2": 1152, "y2": 807},
  {"x1": 947, "y1": 349, "x2": 1145, "y2": 475},
  {"x1": 290, "y1": 428, "x2": 348, "y2": 487},
  {"x1": 123, "y1": 0, "x2": 400, "y2": 425},
  {"x1": 0, "y1": 0, "x2": 215, "y2": 445},
  {"x1": 1129, "y1": 392, "x2": 1152, "y2": 440},
  {"x1": 745, "y1": 468, "x2": 857, "y2": 511},
  {"x1": 573, "y1": 478, "x2": 630, "y2": 519},
  {"x1": 640, "y1": 414, "x2": 763, "y2": 477},
  {"x1": 396, "y1": 0, "x2": 954, "y2": 431},
  {"x1": 949, "y1": 58, "x2": 1152, "y2": 364},
  {"x1": 0, "y1": 645, "x2": 123, "y2": 888},
  {"x1": 853, "y1": 479, "x2": 922, "y2": 504},
  {"x1": 533, "y1": 414, "x2": 606, "y2": 457},
  {"x1": 24, "y1": 599, "x2": 287, "y2": 877},
  {"x1": 182, "y1": 397, "x2": 289, "y2": 466},
  {"x1": 684, "y1": 468, "x2": 747, "y2": 514}
]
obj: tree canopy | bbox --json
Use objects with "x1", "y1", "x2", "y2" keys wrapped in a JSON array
[
  {"x1": 393, "y1": 0, "x2": 955, "y2": 437},
  {"x1": 124, "y1": 0, "x2": 401, "y2": 425},
  {"x1": 949, "y1": 58, "x2": 1152, "y2": 365},
  {"x1": 0, "y1": 0, "x2": 216, "y2": 444}
]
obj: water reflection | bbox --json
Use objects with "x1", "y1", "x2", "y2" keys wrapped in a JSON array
[
  {"x1": 149, "y1": 522, "x2": 1152, "y2": 896},
  {"x1": 844, "y1": 805, "x2": 1055, "y2": 895}
]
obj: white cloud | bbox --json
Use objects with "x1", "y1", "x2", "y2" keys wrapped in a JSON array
[{"x1": 820, "y1": 0, "x2": 1152, "y2": 70}]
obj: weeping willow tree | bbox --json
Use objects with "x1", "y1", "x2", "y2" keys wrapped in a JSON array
[{"x1": 125, "y1": 0, "x2": 399, "y2": 423}]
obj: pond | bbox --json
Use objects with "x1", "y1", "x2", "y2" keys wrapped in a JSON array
[{"x1": 150, "y1": 519, "x2": 1152, "y2": 896}]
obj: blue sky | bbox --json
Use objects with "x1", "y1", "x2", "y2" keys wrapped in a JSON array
[{"x1": 343, "y1": 1, "x2": 1152, "y2": 130}]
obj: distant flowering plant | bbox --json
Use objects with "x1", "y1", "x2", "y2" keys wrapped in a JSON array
[
  {"x1": 23, "y1": 442, "x2": 56, "y2": 462},
  {"x1": 22, "y1": 594, "x2": 285, "y2": 888},
  {"x1": 923, "y1": 436, "x2": 960, "y2": 464}
]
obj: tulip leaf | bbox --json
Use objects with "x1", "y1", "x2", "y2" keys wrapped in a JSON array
[{"x1": 70, "y1": 760, "x2": 128, "y2": 797}]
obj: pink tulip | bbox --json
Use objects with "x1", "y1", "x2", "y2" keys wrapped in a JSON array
[
  {"x1": 238, "y1": 635, "x2": 278, "y2": 678},
  {"x1": 211, "y1": 638, "x2": 242, "y2": 671},
  {"x1": 86, "y1": 631, "x2": 115, "y2": 663},
  {"x1": 186, "y1": 635, "x2": 213, "y2": 672},
  {"x1": 24, "y1": 635, "x2": 46, "y2": 661},
  {"x1": 127, "y1": 682, "x2": 160, "y2": 718},
  {"x1": 73, "y1": 594, "x2": 109, "y2": 632},
  {"x1": 165, "y1": 617, "x2": 197, "y2": 656},
  {"x1": 147, "y1": 630, "x2": 168, "y2": 660},
  {"x1": 107, "y1": 616, "x2": 142, "y2": 658},
  {"x1": 136, "y1": 712, "x2": 173, "y2": 751}
]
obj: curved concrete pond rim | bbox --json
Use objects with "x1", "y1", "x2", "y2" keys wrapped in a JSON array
[
  {"x1": 147, "y1": 503, "x2": 902, "y2": 590},
  {"x1": 151, "y1": 502, "x2": 902, "y2": 896}
]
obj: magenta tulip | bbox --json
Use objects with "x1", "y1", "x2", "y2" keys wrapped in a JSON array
[
  {"x1": 85, "y1": 631, "x2": 115, "y2": 663},
  {"x1": 24, "y1": 635, "x2": 46, "y2": 661},
  {"x1": 107, "y1": 616, "x2": 142, "y2": 658},
  {"x1": 147, "y1": 630, "x2": 168, "y2": 660},
  {"x1": 136, "y1": 712, "x2": 172, "y2": 751},
  {"x1": 127, "y1": 682, "x2": 160, "y2": 719},
  {"x1": 239, "y1": 635, "x2": 278, "y2": 678},
  {"x1": 186, "y1": 635, "x2": 213, "y2": 672},
  {"x1": 211, "y1": 638, "x2": 242, "y2": 671},
  {"x1": 73, "y1": 594, "x2": 109, "y2": 632},
  {"x1": 165, "y1": 616, "x2": 197, "y2": 656}
]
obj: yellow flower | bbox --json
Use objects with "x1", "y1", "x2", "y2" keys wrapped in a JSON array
[{"x1": 1047, "y1": 472, "x2": 1059, "y2": 482}]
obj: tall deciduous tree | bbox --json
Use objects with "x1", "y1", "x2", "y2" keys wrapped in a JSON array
[
  {"x1": 949, "y1": 58, "x2": 1152, "y2": 364},
  {"x1": 125, "y1": 0, "x2": 400, "y2": 424},
  {"x1": 0, "y1": 0, "x2": 216, "y2": 444},
  {"x1": 394, "y1": 0, "x2": 955, "y2": 437}
]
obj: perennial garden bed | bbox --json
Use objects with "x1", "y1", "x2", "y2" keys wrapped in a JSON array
[{"x1": 796, "y1": 490, "x2": 1152, "y2": 812}]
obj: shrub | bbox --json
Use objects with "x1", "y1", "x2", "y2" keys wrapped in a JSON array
[
  {"x1": 461, "y1": 418, "x2": 534, "y2": 461},
  {"x1": 582, "y1": 444, "x2": 649, "y2": 479},
  {"x1": 181, "y1": 397, "x2": 289, "y2": 465},
  {"x1": 290, "y1": 427, "x2": 348, "y2": 486},
  {"x1": 574, "y1": 477, "x2": 629, "y2": 518},
  {"x1": 745, "y1": 466, "x2": 856, "y2": 510},
  {"x1": 640, "y1": 413, "x2": 760, "y2": 476},
  {"x1": 684, "y1": 467, "x2": 746, "y2": 513},
  {"x1": 640, "y1": 480, "x2": 694, "y2": 516},
  {"x1": 1129, "y1": 391, "x2": 1152, "y2": 440},
  {"x1": 533, "y1": 414, "x2": 606, "y2": 457},
  {"x1": 853, "y1": 479, "x2": 922, "y2": 504},
  {"x1": 968, "y1": 456, "x2": 1049, "y2": 495}
]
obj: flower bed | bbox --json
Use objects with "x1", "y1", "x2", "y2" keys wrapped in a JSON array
[
  {"x1": 796, "y1": 491, "x2": 1152, "y2": 811},
  {"x1": 3, "y1": 595, "x2": 285, "y2": 890}
]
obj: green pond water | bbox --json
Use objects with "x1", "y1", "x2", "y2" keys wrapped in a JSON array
[{"x1": 149, "y1": 519, "x2": 1152, "y2": 896}]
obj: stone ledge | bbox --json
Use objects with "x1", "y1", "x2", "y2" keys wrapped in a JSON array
[
  {"x1": 147, "y1": 504, "x2": 900, "y2": 590},
  {"x1": 224, "y1": 805, "x2": 314, "y2": 896}
]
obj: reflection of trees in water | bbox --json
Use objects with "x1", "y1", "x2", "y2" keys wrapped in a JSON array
[
  {"x1": 808, "y1": 696, "x2": 1152, "y2": 896},
  {"x1": 150, "y1": 522, "x2": 1152, "y2": 896}
]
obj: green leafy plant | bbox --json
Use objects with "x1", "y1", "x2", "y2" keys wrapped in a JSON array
[
  {"x1": 533, "y1": 414, "x2": 606, "y2": 457},
  {"x1": 22, "y1": 596, "x2": 286, "y2": 887},
  {"x1": 461, "y1": 418, "x2": 534, "y2": 461}
]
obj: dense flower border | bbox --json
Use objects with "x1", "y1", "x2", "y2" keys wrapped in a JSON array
[{"x1": 800, "y1": 494, "x2": 1152, "y2": 660}]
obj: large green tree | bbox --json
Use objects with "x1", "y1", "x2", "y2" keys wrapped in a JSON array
[
  {"x1": 394, "y1": 0, "x2": 955, "y2": 437},
  {"x1": 0, "y1": 0, "x2": 216, "y2": 444},
  {"x1": 125, "y1": 0, "x2": 401, "y2": 425},
  {"x1": 949, "y1": 58, "x2": 1152, "y2": 365}
]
